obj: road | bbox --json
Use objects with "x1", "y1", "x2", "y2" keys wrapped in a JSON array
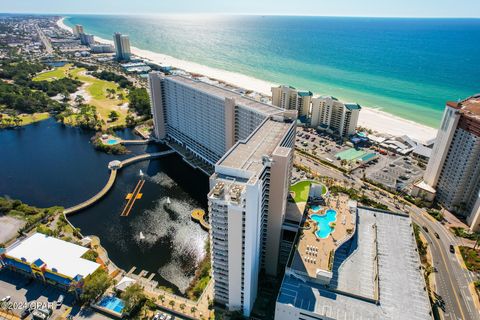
[
  {"x1": 295, "y1": 148, "x2": 480, "y2": 320},
  {"x1": 34, "y1": 24, "x2": 53, "y2": 54},
  {"x1": 411, "y1": 207, "x2": 480, "y2": 320}
]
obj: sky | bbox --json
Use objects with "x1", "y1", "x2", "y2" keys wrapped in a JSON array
[{"x1": 1, "y1": 0, "x2": 480, "y2": 18}]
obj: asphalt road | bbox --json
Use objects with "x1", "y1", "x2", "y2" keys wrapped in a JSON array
[
  {"x1": 295, "y1": 148, "x2": 480, "y2": 320},
  {"x1": 411, "y1": 208, "x2": 480, "y2": 320}
]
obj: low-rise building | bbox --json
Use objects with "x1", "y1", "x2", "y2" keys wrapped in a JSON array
[
  {"x1": 0, "y1": 233, "x2": 101, "y2": 292},
  {"x1": 90, "y1": 44, "x2": 115, "y2": 54}
]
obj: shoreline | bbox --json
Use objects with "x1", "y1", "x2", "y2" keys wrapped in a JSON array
[{"x1": 57, "y1": 17, "x2": 438, "y2": 143}]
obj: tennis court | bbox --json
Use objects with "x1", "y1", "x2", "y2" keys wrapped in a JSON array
[{"x1": 335, "y1": 148, "x2": 367, "y2": 161}]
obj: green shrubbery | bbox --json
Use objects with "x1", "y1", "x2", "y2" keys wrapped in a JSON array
[
  {"x1": 186, "y1": 239, "x2": 211, "y2": 300},
  {"x1": 0, "y1": 197, "x2": 62, "y2": 234},
  {"x1": 81, "y1": 268, "x2": 112, "y2": 303},
  {"x1": 451, "y1": 227, "x2": 480, "y2": 241},
  {"x1": 426, "y1": 209, "x2": 443, "y2": 221},
  {"x1": 459, "y1": 246, "x2": 480, "y2": 272},
  {"x1": 81, "y1": 250, "x2": 99, "y2": 262},
  {"x1": 329, "y1": 185, "x2": 388, "y2": 210}
]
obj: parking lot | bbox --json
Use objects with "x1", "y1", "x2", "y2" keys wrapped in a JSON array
[
  {"x1": 294, "y1": 127, "x2": 425, "y2": 192},
  {"x1": 0, "y1": 269, "x2": 112, "y2": 320}
]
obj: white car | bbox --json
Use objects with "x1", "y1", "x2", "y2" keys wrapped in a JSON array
[{"x1": 1, "y1": 296, "x2": 11, "y2": 302}]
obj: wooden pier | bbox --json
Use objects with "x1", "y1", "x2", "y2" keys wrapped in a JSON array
[{"x1": 120, "y1": 179, "x2": 145, "y2": 217}]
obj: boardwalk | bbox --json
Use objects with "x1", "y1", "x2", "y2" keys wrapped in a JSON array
[
  {"x1": 119, "y1": 139, "x2": 153, "y2": 145},
  {"x1": 120, "y1": 179, "x2": 145, "y2": 216},
  {"x1": 64, "y1": 150, "x2": 174, "y2": 215}
]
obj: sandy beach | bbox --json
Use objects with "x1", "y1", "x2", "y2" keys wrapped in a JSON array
[{"x1": 57, "y1": 18, "x2": 437, "y2": 143}]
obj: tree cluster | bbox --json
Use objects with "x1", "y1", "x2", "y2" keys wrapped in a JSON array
[
  {"x1": 128, "y1": 87, "x2": 151, "y2": 116},
  {"x1": 92, "y1": 70, "x2": 132, "y2": 88},
  {"x1": 81, "y1": 268, "x2": 112, "y2": 303},
  {"x1": 29, "y1": 77, "x2": 82, "y2": 97},
  {"x1": 0, "y1": 59, "x2": 45, "y2": 83},
  {"x1": 0, "y1": 81, "x2": 65, "y2": 114}
]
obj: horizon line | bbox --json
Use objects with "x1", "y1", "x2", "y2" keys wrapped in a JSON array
[{"x1": 1, "y1": 12, "x2": 480, "y2": 19}]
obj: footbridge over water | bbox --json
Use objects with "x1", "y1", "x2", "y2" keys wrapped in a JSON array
[{"x1": 63, "y1": 150, "x2": 175, "y2": 215}]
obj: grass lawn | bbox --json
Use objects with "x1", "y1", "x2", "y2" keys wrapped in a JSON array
[
  {"x1": 460, "y1": 246, "x2": 480, "y2": 272},
  {"x1": 33, "y1": 65, "x2": 72, "y2": 81},
  {"x1": 290, "y1": 181, "x2": 312, "y2": 202},
  {"x1": 34, "y1": 64, "x2": 129, "y2": 128},
  {"x1": 0, "y1": 112, "x2": 50, "y2": 126}
]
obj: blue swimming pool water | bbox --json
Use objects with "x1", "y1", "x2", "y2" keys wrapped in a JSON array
[
  {"x1": 311, "y1": 209, "x2": 337, "y2": 239},
  {"x1": 98, "y1": 296, "x2": 125, "y2": 314},
  {"x1": 311, "y1": 205, "x2": 322, "y2": 213},
  {"x1": 360, "y1": 153, "x2": 377, "y2": 162},
  {"x1": 105, "y1": 139, "x2": 118, "y2": 145}
]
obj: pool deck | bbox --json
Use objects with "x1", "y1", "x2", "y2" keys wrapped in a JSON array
[{"x1": 290, "y1": 194, "x2": 356, "y2": 277}]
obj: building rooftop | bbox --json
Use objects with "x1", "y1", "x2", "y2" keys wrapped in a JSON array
[
  {"x1": 289, "y1": 194, "x2": 356, "y2": 276},
  {"x1": 218, "y1": 118, "x2": 293, "y2": 174},
  {"x1": 448, "y1": 94, "x2": 480, "y2": 119},
  {"x1": 168, "y1": 75, "x2": 284, "y2": 116},
  {"x1": 345, "y1": 103, "x2": 362, "y2": 111},
  {"x1": 278, "y1": 207, "x2": 431, "y2": 320},
  {"x1": 298, "y1": 91, "x2": 313, "y2": 97},
  {"x1": 6, "y1": 233, "x2": 100, "y2": 279}
]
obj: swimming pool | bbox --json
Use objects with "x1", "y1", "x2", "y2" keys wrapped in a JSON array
[
  {"x1": 311, "y1": 205, "x2": 322, "y2": 213},
  {"x1": 311, "y1": 209, "x2": 337, "y2": 239},
  {"x1": 105, "y1": 139, "x2": 119, "y2": 145},
  {"x1": 97, "y1": 296, "x2": 125, "y2": 314}
]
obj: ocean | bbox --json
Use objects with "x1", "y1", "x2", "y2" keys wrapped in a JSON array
[{"x1": 65, "y1": 15, "x2": 480, "y2": 128}]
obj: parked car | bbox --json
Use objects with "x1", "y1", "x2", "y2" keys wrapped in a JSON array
[
  {"x1": 1, "y1": 296, "x2": 11, "y2": 303},
  {"x1": 20, "y1": 307, "x2": 32, "y2": 319},
  {"x1": 56, "y1": 295, "x2": 64, "y2": 308},
  {"x1": 152, "y1": 313, "x2": 161, "y2": 320},
  {"x1": 449, "y1": 245, "x2": 455, "y2": 253}
]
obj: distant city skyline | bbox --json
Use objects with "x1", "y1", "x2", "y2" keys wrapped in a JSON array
[{"x1": 2, "y1": 0, "x2": 480, "y2": 18}]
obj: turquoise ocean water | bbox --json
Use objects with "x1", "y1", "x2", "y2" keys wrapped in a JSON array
[{"x1": 65, "y1": 15, "x2": 480, "y2": 128}]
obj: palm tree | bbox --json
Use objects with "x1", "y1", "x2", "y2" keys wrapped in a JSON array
[
  {"x1": 75, "y1": 95, "x2": 85, "y2": 107},
  {"x1": 169, "y1": 300, "x2": 175, "y2": 309},
  {"x1": 190, "y1": 306, "x2": 197, "y2": 315},
  {"x1": 62, "y1": 90, "x2": 70, "y2": 103},
  {"x1": 474, "y1": 233, "x2": 480, "y2": 250},
  {"x1": 180, "y1": 303, "x2": 186, "y2": 312},
  {"x1": 158, "y1": 294, "x2": 165, "y2": 304}
]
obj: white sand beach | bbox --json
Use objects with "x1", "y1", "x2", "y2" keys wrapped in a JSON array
[{"x1": 57, "y1": 18, "x2": 438, "y2": 143}]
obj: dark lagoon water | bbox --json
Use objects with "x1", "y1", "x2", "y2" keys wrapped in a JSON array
[{"x1": 0, "y1": 118, "x2": 209, "y2": 294}]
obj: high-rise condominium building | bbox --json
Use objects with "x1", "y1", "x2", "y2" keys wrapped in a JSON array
[
  {"x1": 271, "y1": 85, "x2": 312, "y2": 117},
  {"x1": 311, "y1": 96, "x2": 361, "y2": 138},
  {"x1": 79, "y1": 33, "x2": 95, "y2": 46},
  {"x1": 149, "y1": 72, "x2": 297, "y2": 316},
  {"x1": 113, "y1": 32, "x2": 131, "y2": 61},
  {"x1": 72, "y1": 24, "x2": 84, "y2": 38},
  {"x1": 413, "y1": 94, "x2": 480, "y2": 231}
]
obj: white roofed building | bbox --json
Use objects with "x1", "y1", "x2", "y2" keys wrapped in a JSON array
[{"x1": 1, "y1": 233, "x2": 101, "y2": 292}]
